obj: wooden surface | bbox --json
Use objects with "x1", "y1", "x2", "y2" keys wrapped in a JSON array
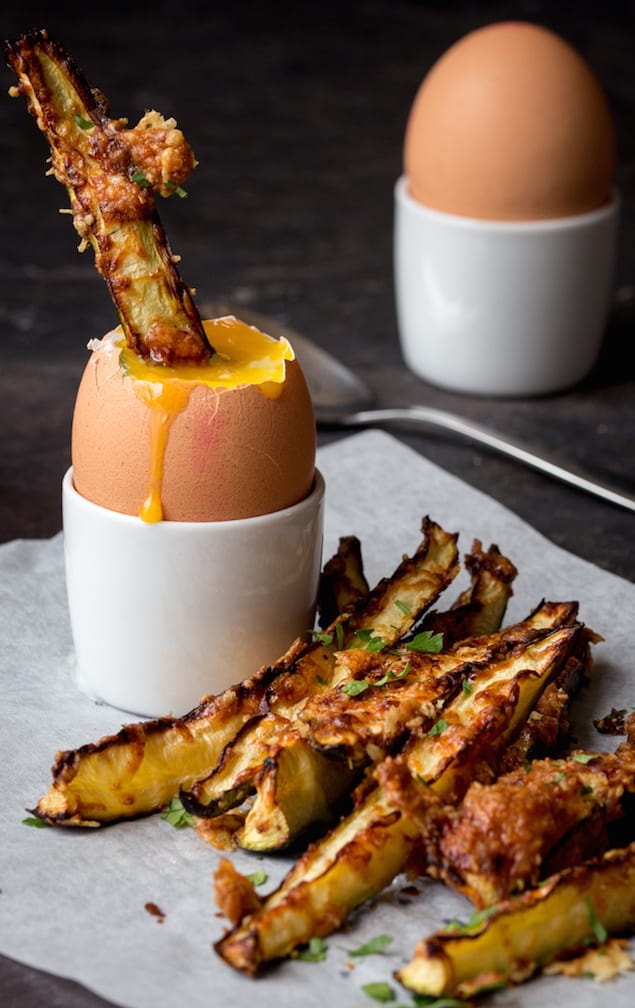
[{"x1": 1, "y1": 2, "x2": 634, "y2": 1005}]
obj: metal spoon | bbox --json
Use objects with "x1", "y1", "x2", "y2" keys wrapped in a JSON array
[{"x1": 205, "y1": 303, "x2": 635, "y2": 513}]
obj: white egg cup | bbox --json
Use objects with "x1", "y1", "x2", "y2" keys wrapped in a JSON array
[
  {"x1": 394, "y1": 175, "x2": 620, "y2": 397},
  {"x1": 62, "y1": 467, "x2": 325, "y2": 718}
]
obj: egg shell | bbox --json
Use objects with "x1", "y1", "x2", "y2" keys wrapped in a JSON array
[
  {"x1": 71, "y1": 332, "x2": 317, "y2": 521},
  {"x1": 404, "y1": 21, "x2": 616, "y2": 221}
]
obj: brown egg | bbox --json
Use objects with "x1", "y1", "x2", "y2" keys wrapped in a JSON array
[
  {"x1": 404, "y1": 21, "x2": 616, "y2": 220},
  {"x1": 71, "y1": 317, "x2": 317, "y2": 522}
]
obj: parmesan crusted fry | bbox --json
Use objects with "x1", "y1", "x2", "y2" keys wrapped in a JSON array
[{"x1": 215, "y1": 623, "x2": 582, "y2": 973}]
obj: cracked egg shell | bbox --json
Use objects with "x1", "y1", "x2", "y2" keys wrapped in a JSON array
[{"x1": 71, "y1": 317, "x2": 317, "y2": 522}]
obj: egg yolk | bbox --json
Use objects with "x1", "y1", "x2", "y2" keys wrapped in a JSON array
[{"x1": 118, "y1": 316, "x2": 295, "y2": 522}]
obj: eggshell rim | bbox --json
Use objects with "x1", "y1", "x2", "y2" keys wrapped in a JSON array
[{"x1": 395, "y1": 176, "x2": 621, "y2": 232}]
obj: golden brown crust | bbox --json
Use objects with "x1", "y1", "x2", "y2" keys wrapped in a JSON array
[{"x1": 5, "y1": 29, "x2": 210, "y2": 364}]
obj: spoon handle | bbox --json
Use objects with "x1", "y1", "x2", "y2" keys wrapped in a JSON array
[{"x1": 331, "y1": 406, "x2": 635, "y2": 514}]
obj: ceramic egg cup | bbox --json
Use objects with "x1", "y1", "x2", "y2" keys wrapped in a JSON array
[
  {"x1": 62, "y1": 467, "x2": 325, "y2": 718},
  {"x1": 394, "y1": 175, "x2": 620, "y2": 397}
]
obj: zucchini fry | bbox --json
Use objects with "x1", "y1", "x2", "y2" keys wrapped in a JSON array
[
  {"x1": 317, "y1": 535, "x2": 369, "y2": 628},
  {"x1": 397, "y1": 842, "x2": 635, "y2": 999},
  {"x1": 414, "y1": 539, "x2": 517, "y2": 646},
  {"x1": 35, "y1": 518, "x2": 456, "y2": 826},
  {"x1": 230, "y1": 600, "x2": 577, "y2": 852},
  {"x1": 214, "y1": 622, "x2": 581, "y2": 973},
  {"x1": 5, "y1": 29, "x2": 211, "y2": 364},
  {"x1": 182, "y1": 519, "x2": 459, "y2": 819}
]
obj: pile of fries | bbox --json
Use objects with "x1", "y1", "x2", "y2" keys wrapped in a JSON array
[{"x1": 35, "y1": 517, "x2": 635, "y2": 999}]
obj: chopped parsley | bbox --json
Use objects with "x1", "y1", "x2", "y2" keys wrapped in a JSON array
[
  {"x1": 74, "y1": 113, "x2": 93, "y2": 130},
  {"x1": 572, "y1": 752, "x2": 599, "y2": 765},
  {"x1": 445, "y1": 904, "x2": 498, "y2": 934},
  {"x1": 362, "y1": 980, "x2": 395, "y2": 1003},
  {"x1": 585, "y1": 897, "x2": 608, "y2": 946},
  {"x1": 341, "y1": 660, "x2": 411, "y2": 698},
  {"x1": 394, "y1": 599, "x2": 412, "y2": 616},
  {"x1": 404, "y1": 631, "x2": 443, "y2": 654},
  {"x1": 22, "y1": 815, "x2": 49, "y2": 828},
  {"x1": 161, "y1": 795, "x2": 195, "y2": 828},
  {"x1": 428, "y1": 718, "x2": 448, "y2": 737},
  {"x1": 294, "y1": 936, "x2": 327, "y2": 962},
  {"x1": 310, "y1": 630, "x2": 334, "y2": 647},
  {"x1": 166, "y1": 178, "x2": 188, "y2": 198},
  {"x1": 341, "y1": 679, "x2": 371, "y2": 697},
  {"x1": 346, "y1": 934, "x2": 393, "y2": 956},
  {"x1": 131, "y1": 168, "x2": 150, "y2": 189},
  {"x1": 353, "y1": 628, "x2": 388, "y2": 653},
  {"x1": 246, "y1": 868, "x2": 267, "y2": 887}
]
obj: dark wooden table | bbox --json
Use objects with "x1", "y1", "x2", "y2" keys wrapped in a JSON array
[{"x1": 1, "y1": 2, "x2": 633, "y2": 1004}]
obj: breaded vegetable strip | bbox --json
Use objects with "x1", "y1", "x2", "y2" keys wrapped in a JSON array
[
  {"x1": 397, "y1": 843, "x2": 635, "y2": 999},
  {"x1": 34, "y1": 519, "x2": 456, "y2": 826},
  {"x1": 414, "y1": 539, "x2": 517, "y2": 646},
  {"x1": 5, "y1": 29, "x2": 211, "y2": 364},
  {"x1": 302, "y1": 601, "x2": 576, "y2": 761},
  {"x1": 183, "y1": 538, "x2": 512, "y2": 837},
  {"x1": 182, "y1": 519, "x2": 459, "y2": 819},
  {"x1": 203, "y1": 603, "x2": 573, "y2": 853},
  {"x1": 421, "y1": 734, "x2": 635, "y2": 907},
  {"x1": 317, "y1": 535, "x2": 369, "y2": 628},
  {"x1": 215, "y1": 622, "x2": 581, "y2": 973}
]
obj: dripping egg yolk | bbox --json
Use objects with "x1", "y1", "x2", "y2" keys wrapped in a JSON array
[{"x1": 71, "y1": 315, "x2": 317, "y2": 522}]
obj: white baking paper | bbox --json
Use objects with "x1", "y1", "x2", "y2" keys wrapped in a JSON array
[{"x1": 1, "y1": 430, "x2": 634, "y2": 1007}]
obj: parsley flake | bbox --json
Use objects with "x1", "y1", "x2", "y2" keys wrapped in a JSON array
[
  {"x1": 22, "y1": 815, "x2": 50, "y2": 828},
  {"x1": 346, "y1": 934, "x2": 393, "y2": 956},
  {"x1": 131, "y1": 168, "x2": 150, "y2": 189},
  {"x1": 246, "y1": 868, "x2": 267, "y2": 887},
  {"x1": 362, "y1": 980, "x2": 395, "y2": 1003},
  {"x1": 74, "y1": 113, "x2": 93, "y2": 130},
  {"x1": 295, "y1": 936, "x2": 327, "y2": 962},
  {"x1": 310, "y1": 630, "x2": 334, "y2": 647},
  {"x1": 428, "y1": 718, "x2": 448, "y2": 737},
  {"x1": 585, "y1": 897, "x2": 608, "y2": 946},
  {"x1": 394, "y1": 599, "x2": 412, "y2": 616},
  {"x1": 166, "y1": 179, "x2": 188, "y2": 198},
  {"x1": 405, "y1": 631, "x2": 443, "y2": 654},
  {"x1": 161, "y1": 796, "x2": 195, "y2": 828},
  {"x1": 445, "y1": 904, "x2": 498, "y2": 934},
  {"x1": 353, "y1": 629, "x2": 387, "y2": 653},
  {"x1": 342, "y1": 679, "x2": 371, "y2": 697},
  {"x1": 572, "y1": 752, "x2": 599, "y2": 765}
]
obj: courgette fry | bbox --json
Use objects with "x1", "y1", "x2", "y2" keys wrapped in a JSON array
[
  {"x1": 414, "y1": 539, "x2": 518, "y2": 646},
  {"x1": 183, "y1": 539, "x2": 514, "y2": 833},
  {"x1": 396, "y1": 842, "x2": 635, "y2": 999},
  {"x1": 214, "y1": 622, "x2": 582, "y2": 973},
  {"x1": 195, "y1": 598, "x2": 568, "y2": 852},
  {"x1": 317, "y1": 535, "x2": 369, "y2": 628},
  {"x1": 181, "y1": 518, "x2": 459, "y2": 816},
  {"x1": 5, "y1": 29, "x2": 211, "y2": 364},
  {"x1": 302, "y1": 600, "x2": 578, "y2": 759},
  {"x1": 228, "y1": 550, "x2": 521, "y2": 850},
  {"x1": 34, "y1": 518, "x2": 456, "y2": 826}
]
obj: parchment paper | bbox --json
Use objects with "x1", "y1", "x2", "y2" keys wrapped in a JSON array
[{"x1": 2, "y1": 430, "x2": 634, "y2": 1007}]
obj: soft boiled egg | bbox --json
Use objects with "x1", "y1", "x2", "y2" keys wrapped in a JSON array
[
  {"x1": 71, "y1": 315, "x2": 317, "y2": 523},
  {"x1": 404, "y1": 21, "x2": 616, "y2": 221}
]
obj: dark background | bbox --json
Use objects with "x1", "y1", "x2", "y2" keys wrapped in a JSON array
[{"x1": 1, "y1": 2, "x2": 633, "y2": 1001}]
